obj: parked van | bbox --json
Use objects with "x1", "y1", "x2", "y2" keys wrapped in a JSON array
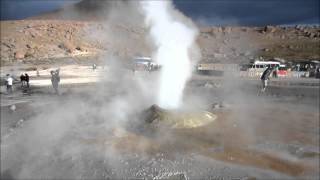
[
  {"x1": 249, "y1": 61, "x2": 280, "y2": 69},
  {"x1": 247, "y1": 61, "x2": 281, "y2": 77}
]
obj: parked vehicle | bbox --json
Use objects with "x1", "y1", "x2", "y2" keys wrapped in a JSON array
[
  {"x1": 291, "y1": 61, "x2": 320, "y2": 78},
  {"x1": 197, "y1": 63, "x2": 239, "y2": 76},
  {"x1": 132, "y1": 57, "x2": 161, "y2": 72},
  {"x1": 247, "y1": 61, "x2": 281, "y2": 77},
  {"x1": 249, "y1": 61, "x2": 281, "y2": 69},
  {"x1": 277, "y1": 64, "x2": 288, "y2": 77}
]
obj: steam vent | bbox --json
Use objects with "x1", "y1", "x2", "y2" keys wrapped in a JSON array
[{"x1": 142, "y1": 104, "x2": 217, "y2": 129}]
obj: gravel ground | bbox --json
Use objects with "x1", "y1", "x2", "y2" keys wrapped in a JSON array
[{"x1": 1, "y1": 68, "x2": 319, "y2": 179}]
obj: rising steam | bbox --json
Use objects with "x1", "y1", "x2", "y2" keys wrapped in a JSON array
[{"x1": 141, "y1": 1, "x2": 198, "y2": 109}]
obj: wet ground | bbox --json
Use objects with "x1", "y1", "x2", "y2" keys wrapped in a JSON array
[{"x1": 1, "y1": 71, "x2": 319, "y2": 179}]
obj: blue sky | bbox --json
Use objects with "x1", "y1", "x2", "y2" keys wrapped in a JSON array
[
  {"x1": 1, "y1": 0, "x2": 79, "y2": 20},
  {"x1": 174, "y1": 0, "x2": 319, "y2": 26},
  {"x1": 1, "y1": 0, "x2": 319, "y2": 26}
]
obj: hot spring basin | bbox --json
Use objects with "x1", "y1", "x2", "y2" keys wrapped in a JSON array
[{"x1": 142, "y1": 104, "x2": 217, "y2": 129}]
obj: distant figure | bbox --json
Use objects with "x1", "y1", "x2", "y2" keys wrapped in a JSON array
[
  {"x1": 36, "y1": 70, "x2": 40, "y2": 77},
  {"x1": 20, "y1": 74, "x2": 26, "y2": 87},
  {"x1": 273, "y1": 66, "x2": 278, "y2": 78},
  {"x1": 149, "y1": 63, "x2": 153, "y2": 72},
  {"x1": 50, "y1": 69, "x2": 60, "y2": 94},
  {"x1": 6, "y1": 74, "x2": 13, "y2": 94},
  {"x1": 260, "y1": 67, "x2": 274, "y2": 92},
  {"x1": 25, "y1": 73, "x2": 30, "y2": 88},
  {"x1": 316, "y1": 67, "x2": 320, "y2": 79},
  {"x1": 92, "y1": 63, "x2": 97, "y2": 71}
]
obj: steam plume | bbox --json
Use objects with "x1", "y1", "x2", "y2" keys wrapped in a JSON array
[{"x1": 141, "y1": 1, "x2": 198, "y2": 109}]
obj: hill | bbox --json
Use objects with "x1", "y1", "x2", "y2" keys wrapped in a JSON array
[{"x1": 1, "y1": 0, "x2": 319, "y2": 66}]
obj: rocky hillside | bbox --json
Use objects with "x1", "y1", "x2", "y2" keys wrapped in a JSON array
[
  {"x1": 1, "y1": 20, "x2": 96, "y2": 64},
  {"x1": 199, "y1": 25, "x2": 320, "y2": 63},
  {"x1": 1, "y1": 19, "x2": 319, "y2": 66},
  {"x1": 0, "y1": 20, "x2": 149, "y2": 65}
]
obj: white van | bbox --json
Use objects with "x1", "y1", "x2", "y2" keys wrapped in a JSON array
[
  {"x1": 248, "y1": 61, "x2": 280, "y2": 77},
  {"x1": 250, "y1": 61, "x2": 280, "y2": 69}
]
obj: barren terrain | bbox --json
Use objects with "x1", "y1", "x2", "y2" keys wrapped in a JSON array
[
  {"x1": 1, "y1": 20, "x2": 319, "y2": 66},
  {"x1": 1, "y1": 65, "x2": 319, "y2": 179}
]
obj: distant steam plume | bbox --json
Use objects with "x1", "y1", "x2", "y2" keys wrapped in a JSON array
[{"x1": 141, "y1": 1, "x2": 199, "y2": 109}]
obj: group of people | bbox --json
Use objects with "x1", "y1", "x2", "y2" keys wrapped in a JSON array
[
  {"x1": 5, "y1": 73, "x2": 30, "y2": 94},
  {"x1": 4, "y1": 68, "x2": 61, "y2": 95},
  {"x1": 4, "y1": 65, "x2": 274, "y2": 95},
  {"x1": 20, "y1": 73, "x2": 30, "y2": 89}
]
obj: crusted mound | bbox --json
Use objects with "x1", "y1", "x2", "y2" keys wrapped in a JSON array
[{"x1": 141, "y1": 104, "x2": 217, "y2": 129}]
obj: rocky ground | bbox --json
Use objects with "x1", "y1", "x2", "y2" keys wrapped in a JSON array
[
  {"x1": 1, "y1": 20, "x2": 319, "y2": 66},
  {"x1": 1, "y1": 68, "x2": 319, "y2": 179}
]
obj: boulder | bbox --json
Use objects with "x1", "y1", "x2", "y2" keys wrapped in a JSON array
[
  {"x1": 14, "y1": 50, "x2": 25, "y2": 59},
  {"x1": 75, "y1": 46, "x2": 83, "y2": 51}
]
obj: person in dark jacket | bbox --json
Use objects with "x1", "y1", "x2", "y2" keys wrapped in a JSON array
[
  {"x1": 25, "y1": 73, "x2": 29, "y2": 88},
  {"x1": 260, "y1": 67, "x2": 274, "y2": 92},
  {"x1": 20, "y1": 74, "x2": 26, "y2": 87}
]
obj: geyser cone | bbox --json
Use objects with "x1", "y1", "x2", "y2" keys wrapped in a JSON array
[{"x1": 142, "y1": 104, "x2": 217, "y2": 129}]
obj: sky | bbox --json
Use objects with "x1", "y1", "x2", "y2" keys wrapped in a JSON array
[{"x1": 1, "y1": 0, "x2": 319, "y2": 26}]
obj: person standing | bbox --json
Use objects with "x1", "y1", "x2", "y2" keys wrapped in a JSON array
[
  {"x1": 25, "y1": 73, "x2": 30, "y2": 88},
  {"x1": 20, "y1": 73, "x2": 25, "y2": 87},
  {"x1": 260, "y1": 67, "x2": 274, "y2": 92},
  {"x1": 273, "y1": 66, "x2": 278, "y2": 78},
  {"x1": 6, "y1": 74, "x2": 13, "y2": 94},
  {"x1": 51, "y1": 69, "x2": 60, "y2": 94}
]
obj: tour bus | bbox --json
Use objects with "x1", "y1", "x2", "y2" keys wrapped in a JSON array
[{"x1": 247, "y1": 61, "x2": 281, "y2": 77}]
